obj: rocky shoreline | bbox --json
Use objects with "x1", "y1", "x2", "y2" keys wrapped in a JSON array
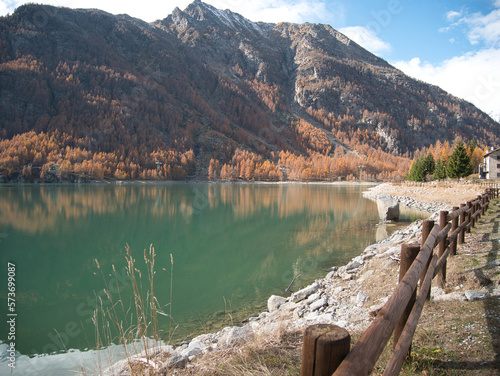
[{"x1": 102, "y1": 185, "x2": 475, "y2": 375}]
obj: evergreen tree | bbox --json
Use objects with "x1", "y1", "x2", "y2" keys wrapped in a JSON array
[
  {"x1": 406, "y1": 156, "x2": 426, "y2": 182},
  {"x1": 423, "y1": 152, "x2": 435, "y2": 176},
  {"x1": 446, "y1": 140, "x2": 473, "y2": 178},
  {"x1": 434, "y1": 158, "x2": 447, "y2": 180},
  {"x1": 467, "y1": 138, "x2": 478, "y2": 155}
]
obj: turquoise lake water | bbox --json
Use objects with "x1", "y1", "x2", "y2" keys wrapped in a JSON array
[{"x1": 0, "y1": 182, "x2": 425, "y2": 374}]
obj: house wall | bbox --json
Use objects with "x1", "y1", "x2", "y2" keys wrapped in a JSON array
[{"x1": 486, "y1": 150, "x2": 500, "y2": 179}]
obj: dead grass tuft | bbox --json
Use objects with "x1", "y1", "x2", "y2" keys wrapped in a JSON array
[{"x1": 170, "y1": 327, "x2": 303, "y2": 376}]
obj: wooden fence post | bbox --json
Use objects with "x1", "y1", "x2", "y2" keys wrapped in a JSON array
[
  {"x1": 477, "y1": 195, "x2": 482, "y2": 221},
  {"x1": 466, "y1": 201, "x2": 472, "y2": 234},
  {"x1": 301, "y1": 324, "x2": 350, "y2": 376},
  {"x1": 394, "y1": 243, "x2": 420, "y2": 355},
  {"x1": 420, "y1": 220, "x2": 434, "y2": 300},
  {"x1": 451, "y1": 206, "x2": 459, "y2": 256},
  {"x1": 459, "y1": 203, "x2": 466, "y2": 245},
  {"x1": 472, "y1": 199, "x2": 476, "y2": 226},
  {"x1": 438, "y1": 210, "x2": 448, "y2": 288}
]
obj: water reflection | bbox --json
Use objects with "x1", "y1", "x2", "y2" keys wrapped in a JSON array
[
  {"x1": 0, "y1": 183, "x2": 423, "y2": 358},
  {"x1": 0, "y1": 183, "x2": 381, "y2": 233},
  {"x1": 375, "y1": 205, "x2": 430, "y2": 242}
]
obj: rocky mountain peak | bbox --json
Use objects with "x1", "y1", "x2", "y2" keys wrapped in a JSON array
[
  {"x1": 0, "y1": 1, "x2": 498, "y2": 183},
  {"x1": 161, "y1": 0, "x2": 269, "y2": 38}
]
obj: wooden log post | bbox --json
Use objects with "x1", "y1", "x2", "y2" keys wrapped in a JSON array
[
  {"x1": 301, "y1": 324, "x2": 350, "y2": 376},
  {"x1": 459, "y1": 203, "x2": 466, "y2": 245},
  {"x1": 472, "y1": 199, "x2": 476, "y2": 226},
  {"x1": 477, "y1": 195, "x2": 482, "y2": 221},
  {"x1": 383, "y1": 254, "x2": 438, "y2": 376},
  {"x1": 420, "y1": 220, "x2": 434, "y2": 300},
  {"x1": 466, "y1": 201, "x2": 472, "y2": 234},
  {"x1": 333, "y1": 224, "x2": 440, "y2": 376},
  {"x1": 450, "y1": 206, "x2": 459, "y2": 256},
  {"x1": 394, "y1": 243, "x2": 420, "y2": 354},
  {"x1": 437, "y1": 210, "x2": 448, "y2": 288}
]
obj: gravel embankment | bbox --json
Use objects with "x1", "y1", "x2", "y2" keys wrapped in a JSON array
[{"x1": 104, "y1": 182, "x2": 496, "y2": 375}]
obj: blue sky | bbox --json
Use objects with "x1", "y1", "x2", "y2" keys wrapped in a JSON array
[{"x1": 2, "y1": 0, "x2": 500, "y2": 122}]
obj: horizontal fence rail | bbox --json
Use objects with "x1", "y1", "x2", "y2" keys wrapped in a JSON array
[{"x1": 300, "y1": 184, "x2": 498, "y2": 376}]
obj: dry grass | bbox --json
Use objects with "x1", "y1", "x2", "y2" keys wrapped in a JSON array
[
  {"x1": 170, "y1": 198, "x2": 500, "y2": 376},
  {"x1": 89, "y1": 194, "x2": 500, "y2": 376},
  {"x1": 170, "y1": 325, "x2": 303, "y2": 376},
  {"x1": 372, "y1": 198, "x2": 500, "y2": 375},
  {"x1": 91, "y1": 244, "x2": 175, "y2": 375}
]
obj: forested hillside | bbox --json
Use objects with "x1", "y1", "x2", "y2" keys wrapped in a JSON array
[{"x1": 0, "y1": 1, "x2": 498, "y2": 182}]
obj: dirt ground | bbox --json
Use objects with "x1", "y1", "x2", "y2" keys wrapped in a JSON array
[
  {"x1": 372, "y1": 191, "x2": 500, "y2": 376},
  {"x1": 368, "y1": 182, "x2": 487, "y2": 206}
]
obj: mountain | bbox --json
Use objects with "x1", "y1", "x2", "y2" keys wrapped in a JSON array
[{"x1": 0, "y1": 1, "x2": 498, "y2": 182}]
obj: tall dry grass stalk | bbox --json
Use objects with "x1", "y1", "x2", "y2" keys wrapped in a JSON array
[{"x1": 92, "y1": 244, "x2": 175, "y2": 374}]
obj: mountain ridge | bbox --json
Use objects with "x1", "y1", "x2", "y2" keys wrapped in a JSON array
[{"x1": 0, "y1": 1, "x2": 498, "y2": 182}]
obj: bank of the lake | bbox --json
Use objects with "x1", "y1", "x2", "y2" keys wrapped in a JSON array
[
  {"x1": 3, "y1": 182, "x2": 427, "y2": 375},
  {"x1": 121, "y1": 182, "x2": 500, "y2": 376},
  {"x1": 103, "y1": 182, "x2": 478, "y2": 375}
]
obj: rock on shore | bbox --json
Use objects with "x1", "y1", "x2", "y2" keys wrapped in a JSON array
[
  {"x1": 362, "y1": 183, "x2": 451, "y2": 215},
  {"x1": 103, "y1": 183, "x2": 492, "y2": 374},
  {"x1": 376, "y1": 195, "x2": 400, "y2": 221},
  {"x1": 104, "y1": 209, "x2": 427, "y2": 373}
]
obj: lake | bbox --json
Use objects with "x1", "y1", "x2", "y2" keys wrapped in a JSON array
[{"x1": 0, "y1": 182, "x2": 426, "y2": 374}]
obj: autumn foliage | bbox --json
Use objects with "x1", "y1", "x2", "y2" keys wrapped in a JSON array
[
  {"x1": 1, "y1": 4, "x2": 496, "y2": 183},
  {"x1": 405, "y1": 138, "x2": 486, "y2": 181},
  {"x1": 0, "y1": 131, "x2": 194, "y2": 181}
]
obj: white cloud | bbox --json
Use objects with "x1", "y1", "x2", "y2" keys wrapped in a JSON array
[
  {"x1": 445, "y1": 10, "x2": 462, "y2": 22},
  {"x1": 407, "y1": 1, "x2": 500, "y2": 121},
  {"x1": 339, "y1": 25, "x2": 391, "y2": 55},
  {"x1": 394, "y1": 48, "x2": 500, "y2": 121},
  {"x1": 208, "y1": 0, "x2": 340, "y2": 24},
  {"x1": 465, "y1": 9, "x2": 500, "y2": 46},
  {"x1": 441, "y1": 4, "x2": 500, "y2": 47}
]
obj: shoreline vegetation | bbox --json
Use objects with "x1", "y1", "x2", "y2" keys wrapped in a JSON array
[
  {"x1": 0, "y1": 131, "x2": 487, "y2": 186},
  {"x1": 95, "y1": 181, "x2": 498, "y2": 376}
]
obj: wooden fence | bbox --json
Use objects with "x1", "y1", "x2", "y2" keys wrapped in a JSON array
[{"x1": 301, "y1": 187, "x2": 498, "y2": 376}]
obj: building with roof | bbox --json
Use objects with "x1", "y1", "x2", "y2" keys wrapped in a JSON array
[{"x1": 480, "y1": 147, "x2": 500, "y2": 179}]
